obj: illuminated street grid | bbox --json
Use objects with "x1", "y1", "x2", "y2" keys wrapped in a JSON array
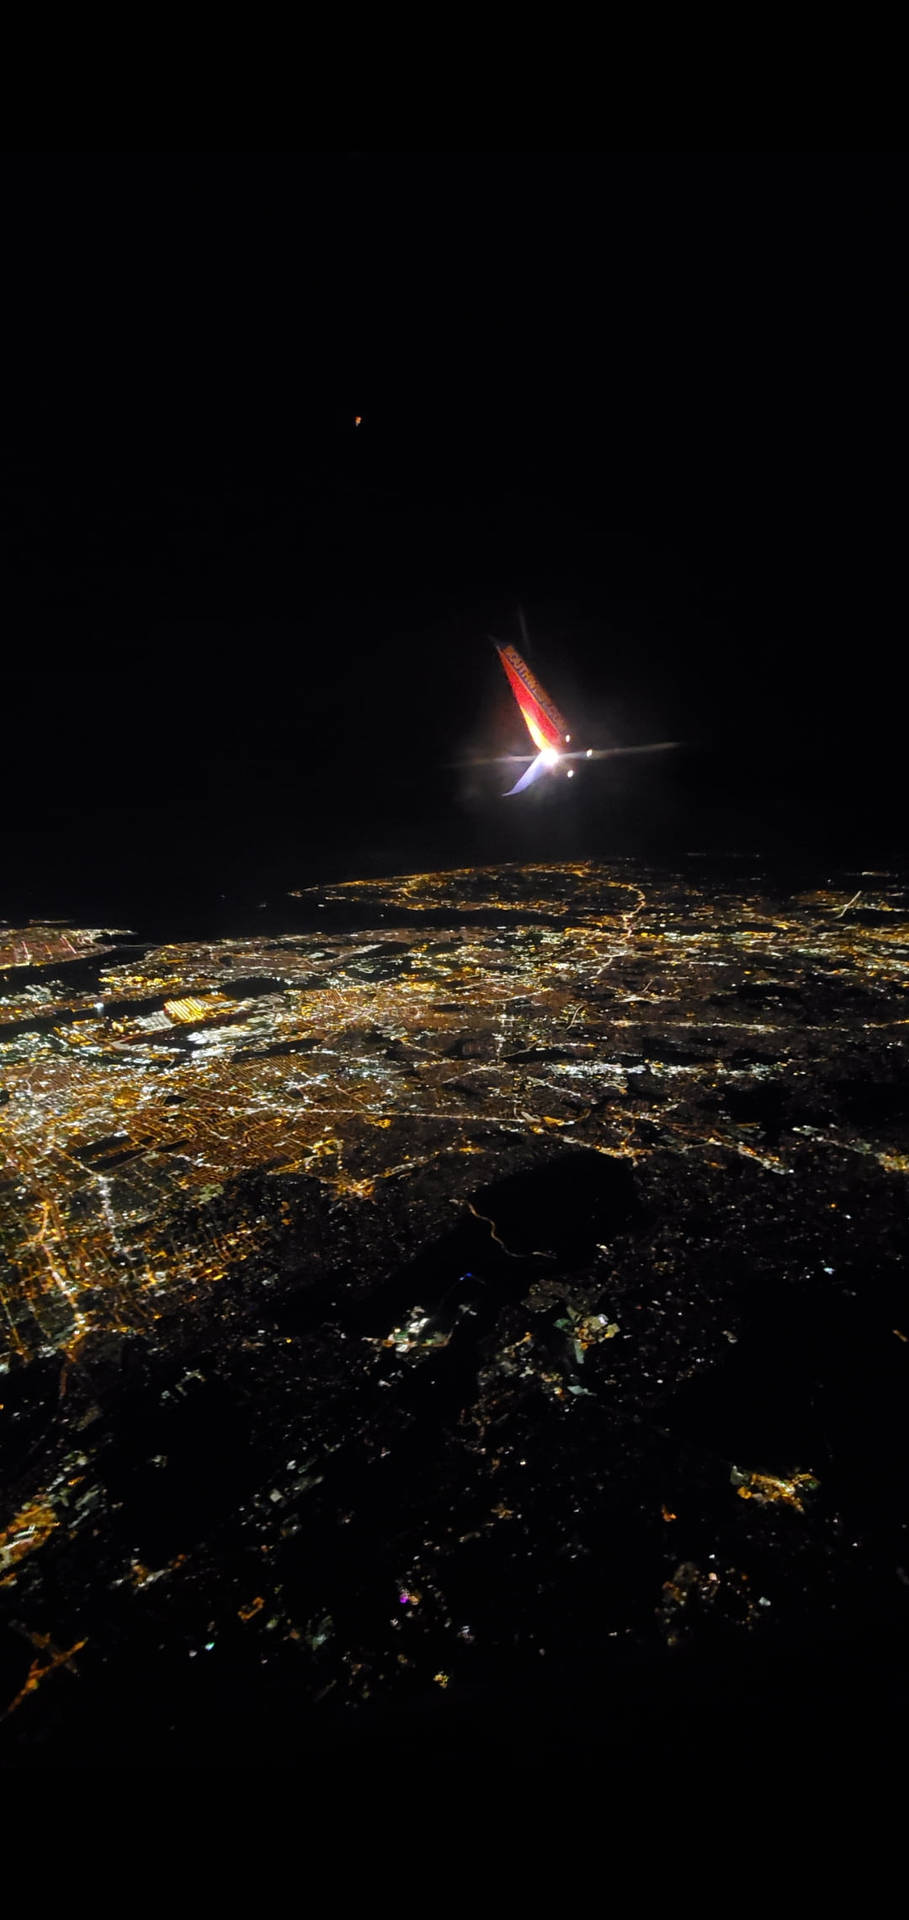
[
  {"x1": 2, "y1": 863, "x2": 907, "y2": 1366},
  {"x1": 1, "y1": 862, "x2": 908, "y2": 1744}
]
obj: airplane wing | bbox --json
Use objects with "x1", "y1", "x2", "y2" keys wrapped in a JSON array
[
  {"x1": 503, "y1": 750, "x2": 553, "y2": 795},
  {"x1": 495, "y1": 642, "x2": 569, "y2": 755},
  {"x1": 487, "y1": 626, "x2": 680, "y2": 794}
]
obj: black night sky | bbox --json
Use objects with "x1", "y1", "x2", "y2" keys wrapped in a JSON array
[{"x1": 3, "y1": 150, "x2": 906, "y2": 923}]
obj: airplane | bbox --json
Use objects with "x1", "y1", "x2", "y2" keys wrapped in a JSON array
[{"x1": 491, "y1": 613, "x2": 679, "y2": 795}]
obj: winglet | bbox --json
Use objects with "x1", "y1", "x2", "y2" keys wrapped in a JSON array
[{"x1": 504, "y1": 750, "x2": 549, "y2": 795}]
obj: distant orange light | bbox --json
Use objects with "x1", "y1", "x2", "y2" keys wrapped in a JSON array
[{"x1": 354, "y1": 415, "x2": 363, "y2": 427}]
